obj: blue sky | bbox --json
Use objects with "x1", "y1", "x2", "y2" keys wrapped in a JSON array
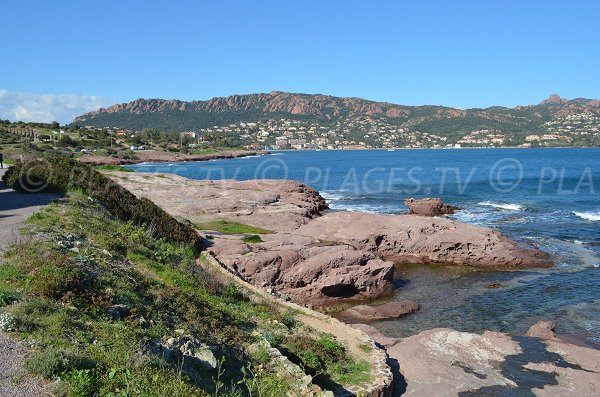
[{"x1": 1, "y1": 0, "x2": 599, "y2": 122}]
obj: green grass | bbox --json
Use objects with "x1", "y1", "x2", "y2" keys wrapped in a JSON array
[
  {"x1": 194, "y1": 219, "x2": 271, "y2": 235},
  {"x1": 241, "y1": 235, "x2": 263, "y2": 244},
  {"x1": 0, "y1": 192, "x2": 300, "y2": 396}
]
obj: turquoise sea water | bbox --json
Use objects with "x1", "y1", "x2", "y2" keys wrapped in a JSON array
[{"x1": 128, "y1": 148, "x2": 600, "y2": 347}]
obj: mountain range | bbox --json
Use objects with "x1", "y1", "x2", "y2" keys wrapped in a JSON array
[{"x1": 74, "y1": 92, "x2": 600, "y2": 147}]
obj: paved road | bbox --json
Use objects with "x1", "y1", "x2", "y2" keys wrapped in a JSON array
[
  {"x1": 0, "y1": 168, "x2": 60, "y2": 253},
  {"x1": 0, "y1": 167, "x2": 59, "y2": 397}
]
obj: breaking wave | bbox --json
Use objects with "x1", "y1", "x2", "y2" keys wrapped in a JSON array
[
  {"x1": 478, "y1": 201, "x2": 525, "y2": 211},
  {"x1": 573, "y1": 211, "x2": 600, "y2": 222}
]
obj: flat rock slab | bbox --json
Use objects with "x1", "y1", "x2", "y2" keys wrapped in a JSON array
[
  {"x1": 383, "y1": 328, "x2": 600, "y2": 397},
  {"x1": 78, "y1": 150, "x2": 269, "y2": 165},
  {"x1": 108, "y1": 173, "x2": 327, "y2": 232},
  {"x1": 107, "y1": 172, "x2": 552, "y2": 307}
]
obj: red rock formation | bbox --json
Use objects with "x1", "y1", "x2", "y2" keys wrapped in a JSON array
[
  {"x1": 526, "y1": 320, "x2": 557, "y2": 340},
  {"x1": 404, "y1": 197, "x2": 462, "y2": 216},
  {"x1": 296, "y1": 212, "x2": 552, "y2": 269},
  {"x1": 338, "y1": 301, "x2": 419, "y2": 322}
]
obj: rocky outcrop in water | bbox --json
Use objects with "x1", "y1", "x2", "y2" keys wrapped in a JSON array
[
  {"x1": 526, "y1": 320, "x2": 557, "y2": 340},
  {"x1": 337, "y1": 301, "x2": 419, "y2": 322},
  {"x1": 296, "y1": 211, "x2": 552, "y2": 269},
  {"x1": 404, "y1": 197, "x2": 462, "y2": 216}
]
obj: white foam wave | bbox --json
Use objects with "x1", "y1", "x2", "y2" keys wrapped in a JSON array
[
  {"x1": 320, "y1": 192, "x2": 345, "y2": 201},
  {"x1": 478, "y1": 201, "x2": 525, "y2": 211},
  {"x1": 329, "y1": 203, "x2": 389, "y2": 214},
  {"x1": 573, "y1": 211, "x2": 600, "y2": 222}
]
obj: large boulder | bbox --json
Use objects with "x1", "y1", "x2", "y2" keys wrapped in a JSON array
[
  {"x1": 404, "y1": 197, "x2": 462, "y2": 216},
  {"x1": 212, "y1": 234, "x2": 396, "y2": 305},
  {"x1": 526, "y1": 320, "x2": 557, "y2": 340}
]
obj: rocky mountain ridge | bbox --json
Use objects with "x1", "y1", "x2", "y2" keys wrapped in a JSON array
[
  {"x1": 77, "y1": 92, "x2": 600, "y2": 125},
  {"x1": 81, "y1": 92, "x2": 599, "y2": 117},
  {"x1": 75, "y1": 92, "x2": 600, "y2": 148}
]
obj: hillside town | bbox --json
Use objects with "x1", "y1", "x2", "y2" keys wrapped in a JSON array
[{"x1": 167, "y1": 112, "x2": 600, "y2": 150}]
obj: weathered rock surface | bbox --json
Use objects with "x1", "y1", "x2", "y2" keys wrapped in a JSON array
[
  {"x1": 526, "y1": 320, "x2": 557, "y2": 340},
  {"x1": 404, "y1": 197, "x2": 462, "y2": 216},
  {"x1": 297, "y1": 211, "x2": 552, "y2": 268},
  {"x1": 337, "y1": 301, "x2": 419, "y2": 322},
  {"x1": 379, "y1": 328, "x2": 600, "y2": 397},
  {"x1": 158, "y1": 334, "x2": 217, "y2": 370},
  {"x1": 109, "y1": 173, "x2": 327, "y2": 232},
  {"x1": 212, "y1": 233, "x2": 396, "y2": 304}
]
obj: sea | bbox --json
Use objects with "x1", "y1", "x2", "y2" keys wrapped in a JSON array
[{"x1": 127, "y1": 148, "x2": 600, "y2": 348}]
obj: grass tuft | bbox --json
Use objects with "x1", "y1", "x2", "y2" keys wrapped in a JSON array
[{"x1": 194, "y1": 219, "x2": 271, "y2": 235}]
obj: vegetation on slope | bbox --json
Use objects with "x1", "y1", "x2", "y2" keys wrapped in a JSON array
[{"x1": 0, "y1": 158, "x2": 371, "y2": 396}]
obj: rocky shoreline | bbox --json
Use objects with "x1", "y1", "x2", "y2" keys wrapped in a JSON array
[
  {"x1": 108, "y1": 173, "x2": 552, "y2": 305},
  {"x1": 78, "y1": 149, "x2": 270, "y2": 165},
  {"x1": 106, "y1": 171, "x2": 600, "y2": 395},
  {"x1": 354, "y1": 322, "x2": 600, "y2": 396}
]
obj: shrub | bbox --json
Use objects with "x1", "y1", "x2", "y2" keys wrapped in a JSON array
[
  {"x1": 27, "y1": 348, "x2": 73, "y2": 378},
  {"x1": 93, "y1": 164, "x2": 133, "y2": 172},
  {"x1": 29, "y1": 260, "x2": 84, "y2": 299},
  {"x1": 64, "y1": 368, "x2": 96, "y2": 397},
  {"x1": 0, "y1": 287, "x2": 18, "y2": 307},
  {"x1": 241, "y1": 235, "x2": 263, "y2": 244},
  {"x1": 2, "y1": 157, "x2": 73, "y2": 193}
]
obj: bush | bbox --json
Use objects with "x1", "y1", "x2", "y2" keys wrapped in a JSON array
[
  {"x1": 0, "y1": 286, "x2": 18, "y2": 307},
  {"x1": 27, "y1": 348, "x2": 73, "y2": 379},
  {"x1": 2, "y1": 157, "x2": 73, "y2": 193},
  {"x1": 280, "y1": 334, "x2": 345, "y2": 375},
  {"x1": 64, "y1": 368, "x2": 96, "y2": 397},
  {"x1": 241, "y1": 235, "x2": 263, "y2": 244}
]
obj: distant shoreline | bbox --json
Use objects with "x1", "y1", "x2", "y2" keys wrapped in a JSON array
[
  {"x1": 77, "y1": 149, "x2": 270, "y2": 166},
  {"x1": 271, "y1": 146, "x2": 600, "y2": 151}
]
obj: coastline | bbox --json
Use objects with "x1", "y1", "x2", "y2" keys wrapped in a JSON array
[
  {"x1": 106, "y1": 169, "x2": 600, "y2": 395},
  {"x1": 268, "y1": 146, "x2": 600, "y2": 152},
  {"x1": 77, "y1": 149, "x2": 271, "y2": 165},
  {"x1": 102, "y1": 163, "x2": 600, "y2": 395}
]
